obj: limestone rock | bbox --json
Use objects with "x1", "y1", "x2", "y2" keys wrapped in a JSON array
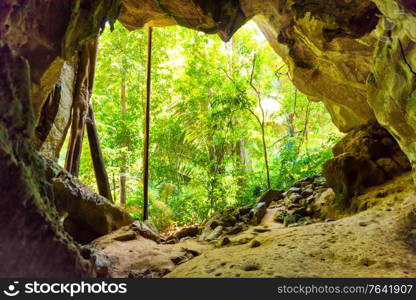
[
  {"x1": 206, "y1": 225, "x2": 224, "y2": 242},
  {"x1": 323, "y1": 123, "x2": 411, "y2": 208},
  {"x1": 119, "y1": 0, "x2": 249, "y2": 42},
  {"x1": 324, "y1": 153, "x2": 386, "y2": 208},
  {"x1": 217, "y1": 236, "x2": 231, "y2": 247},
  {"x1": 250, "y1": 240, "x2": 261, "y2": 248},
  {"x1": 130, "y1": 221, "x2": 161, "y2": 243},
  {"x1": 0, "y1": 45, "x2": 93, "y2": 277},
  {"x1": 250, "y1": 202, "x2": 267, "y2": 226},
  {"x1": 171, "y1": 226, "x2": 200, "y2": 240},
  {"x1": 42, "y1": 156, "x2": 135, "y2": 244},
  {"x1": 256, "y1": 189, "x2": 284, "y2": 207},
  {"x1": 227, "y1": 224, "x2": 244, "y2": 235}
]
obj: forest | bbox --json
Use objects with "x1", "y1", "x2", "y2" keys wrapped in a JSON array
[{"x1": 68, "y1": 21, "x2": 340, "y2": 231}]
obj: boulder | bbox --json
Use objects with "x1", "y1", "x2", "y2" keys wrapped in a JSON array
[
  {"x1": 237, "y1": 205, "x2": 252, "y2": 217},
  {"x1": 206, "y1": 226, "x2": 224, "y2": 242},
  {"x1": 217, "y1": 237, "x2": 231, "y2": 247},
  {"x1": 42, "y1": 156, "x2": 135, "y2": 244},
  {"x1": 301, "y1": 188, "x2": 314, "y2": 198},
  {"x1": 250, "y1": 202, "x2": 268, "y2": 226},
  {"x1": 80, "y1": 245, "x2": 112, "y2": 278},
  {"x1": 287, "y1": 187, "x2": 302, "y2": 195},
  {"x1": 323, "y1": 123, "x2": 411, "y2": 209},
  {"x1": 250, "y1": 240, "x2": 261, "y2": 248},
  {"x1": 256, "y1": 189, "x2": 284, "y2": 207},
  {"x1": 130, "y1": 221, "x2": 161, "y2": 243},
  {"x1": 171, "y1": 226, "x2": 200, "y2": 240},
  {"x1": 227, "y1": 224, "x2": 244, "y2": 235},
  {"x1": 323, "y1": 153, "x2": 386, "y2": 208},
  {"x1": 283, "y1": 214, "x2": 301, "y2": 227}
]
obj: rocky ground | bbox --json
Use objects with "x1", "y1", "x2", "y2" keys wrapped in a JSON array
[
  {"x1": 90, "y1": 171, "x2": 416, "y2": 278},
  {"x1": 167, "y1": 172, "x2": 416, "y2": 278}
]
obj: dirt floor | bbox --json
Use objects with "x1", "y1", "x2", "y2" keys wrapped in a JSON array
[{"x1": 93, "y1": 173, "x2": 416, "y2": 278}]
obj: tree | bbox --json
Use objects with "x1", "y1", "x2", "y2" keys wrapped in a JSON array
[{"x1": 77, "y1": 21, "x2": 340, "y2": 229}]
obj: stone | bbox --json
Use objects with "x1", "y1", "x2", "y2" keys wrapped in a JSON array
[
  {"x1": 165, "y1": 236, "x2": 179, "y2": 244},
  {"x1": 39, "y1": 62, "x2": 75, "y2": 159},
  {"x1": 283, "y1": 214, "x2": 301, "y2": 227},
  {"x1": 306, "y1": 195, "x2": 316, "y2": 204},
  {"x1": 287, "y1": 187, "x2": 302, "y2": 195},
  {"x1": 301, "y1": 188, "x2": 314, "y2": 198},
  {"x1": 287, "y1": 203, "x2": 302, "y2": 210},
  {"x1": 130, "y1": 221, "x2": 161, "y2": 243},
  {"x1": 217, "y1": 237, "x2": 231, "y2": 247},
  {"x1": 250, "y1": 240, "x2": 261, "y2": 248},
  {"x1": 227, "y1": 224, "x2": 243, "y2": 235},
  {"x1": 288, "y1": 193, "x2": 302, "y2": 203},
  {"x1": 253, "y1": 227, "x2": 271, "y2": 233},
  {"x1": 172, "y1": 226, "x2": 200, "y2": 240},
  {"x1": 113, "y1": 231, "x2": 137, "y2": 242},
  {"x1": 294, "y1": 207, "x2": 308, "y2": 217},
  {"x1": 256, "y1": 189, "x2": 284, "y2": 207},
  {"x1": 222, "y1": 215, "x2": 237, "y2": 227},
  {"x1": 80, "y1": 245, "x2": 112, "y2": 278},
  {"x1": 273, "y1": 211, "x2": 286, "y2": 223},
  {"x1": 0, "y1": 45, "x2": 93, "y2": 276},
  {"x1": 323, "y1": 153, "x2": 386, "y2": 209},
  {"x1": 250, "y1": 202, "x2": 267, "y2": 226},
  {"x1": 237, "y1": 205, "x2": 252, "y2": 217},
  {"x1": 43, "y1": 156, "x2": 135, "y2": 244},
  {"x1": 376, "y1": 158, "x2": 403, "y2": 179},
  {"x1": 206, "y1": 225, "x2": 224, "y2": 241},
  {"x1": 207, "y1": 219, "x2": 222, "y2": 230},
  {"x1": 323, "y1": 123, "x2": 411, "y2": 209},
  {"x1": 298, "y1": 176, "x2": 314, "y2": 183},
  {"x1": 235, "y1": 237, "x2": 254, "y2": 245},
  {"x1": 144, "y1": 220, "x2": 159, "y2": 234}
]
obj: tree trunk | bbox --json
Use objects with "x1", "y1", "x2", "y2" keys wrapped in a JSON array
[
  {"x1": 261, "y1": 124, "x2": 271, "y2": 189},
  {"x1": 86, "y1": 102, "x2": 113, "y2": 202},
  {"x1": 120, "y1": 71, "x2": 127, "y2": 205},
  {"x1": 65, "y1": 38, "x2": 98, "y2": 177},
  {"x1": 143, "y1": 26, "x2": 153, "y2": 221}
]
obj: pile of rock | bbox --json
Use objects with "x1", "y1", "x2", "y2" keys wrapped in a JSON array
[
  {"x1": 163, "y1": 176, "x2": 337, "y2": 243},
  {"x1": 194, "y1": 190, "x2": 284, "y2": 243},
  {"x1": 272, "y1": 174, "x2": 329, "y2": 227}
]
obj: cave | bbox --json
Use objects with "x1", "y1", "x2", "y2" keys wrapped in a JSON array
[{"x1": 1, "y1": 0, "x2": 416, "y2": 278}]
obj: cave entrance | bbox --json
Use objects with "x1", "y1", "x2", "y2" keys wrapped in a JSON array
[{"x1": 56, "y1": 20, "x2": 339, "y2": 232}]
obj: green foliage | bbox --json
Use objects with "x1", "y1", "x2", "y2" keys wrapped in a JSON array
[{"x1": 76, "y1": 21, "x2": 341, "y2": 231}]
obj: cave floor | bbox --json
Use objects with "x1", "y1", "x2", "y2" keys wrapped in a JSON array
[{"x1": 94, "y1": 173, "x2": 416, "y2": 278}]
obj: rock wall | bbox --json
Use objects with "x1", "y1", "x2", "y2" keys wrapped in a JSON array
[
  {"x1": 1, "y1": 0, "x2": 415, "y2": 173},
  {"x1": 245, "y1": 0, "x2": 416, "y2": 177},
  {"x1": 0, "y1": 44, "x2": 93, "y2": 277},
  {"x1": 2, "y1": 0, "x2": 415, "y2": 177},
  {"x1": 39, "y1": 62, "x2": 76, "y2": 159},
  {"x1": 43, "y1": 155, "x2": 135, "y2": 244}
]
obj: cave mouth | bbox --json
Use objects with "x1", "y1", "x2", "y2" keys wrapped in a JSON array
[
  {"x1": 60, "y1": 20, "x2": 340, "y2": 232},
  {"x1": 2, "y1": 0, "x2": 416, "y2": 279}
]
